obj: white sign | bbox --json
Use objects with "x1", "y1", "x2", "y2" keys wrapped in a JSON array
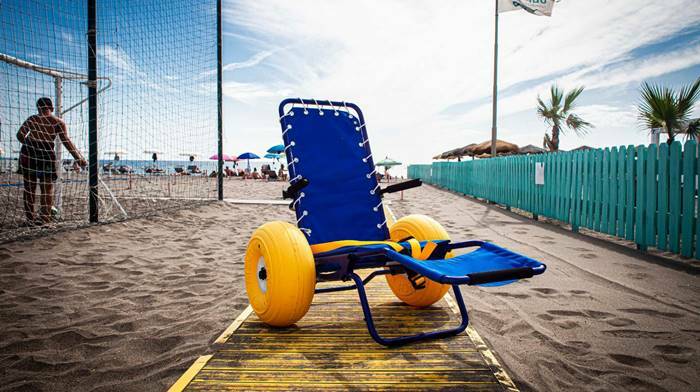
[
  {"x1": 498, "y1": 0, "x2": 556, "y2": 16},
  {"x1": 535, "y1": 162, "x2": 545, "y2": 185}
]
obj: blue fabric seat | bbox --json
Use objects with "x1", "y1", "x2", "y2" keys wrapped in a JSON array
[
  {"x1": 277, "y1": 98, "x2": 547, "y2": 346},
  {"x1": 278, "y1": 98, "x2": 545, "y2": 287}
]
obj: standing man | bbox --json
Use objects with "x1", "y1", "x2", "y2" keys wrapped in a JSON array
[{"x1": 17, "y1": 97, "x2": 87, "y2": 224}]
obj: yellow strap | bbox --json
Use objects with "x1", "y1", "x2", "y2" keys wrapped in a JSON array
[
  {"x1": 310, "y1": 238, "x2": 440, "y2": 260},
  {"x1": 310, "y1": 240, "x2": 404, "y2": 254},
  {"x1": 419, "y1": 241, "x2": 438, "y2": 260},
  {"x1": 406, "y1": 239, "x2": 421, "y2": 258}
]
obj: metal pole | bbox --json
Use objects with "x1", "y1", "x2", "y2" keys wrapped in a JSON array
[
  {"x1": 54, "y1": 77, "x2": 63, "y2": 211},
  {"x1": 491, "y1": 0, "x2": 499, "y2": 157},
  {"x1": 216, "y1": 0, "x2": 224, "y2": 201},
  {"x1": 87, "y1": 0, "x2": 98, "y2": 222}
]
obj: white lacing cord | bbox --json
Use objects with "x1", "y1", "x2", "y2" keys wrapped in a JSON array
[
  {"x1": 299, "y1": 97, "x2": 309, "y2": 115},
  {"x1": 292, "y1": 192, "x2": 305, "y2": 209},
  {"x1": 288, "y1": 156, "x2": 300, "y2": 172},
  {"x1": 297, "y1": 210, "x2": 309, "y2": 224},
  {"x1": 365, "y1": 168, "x2": 377, "y2": 179},
  {"x1": 279, "y1": 110, "x2": 294, "y2": 122},
  {"x1": 342, "y1": 101, "x2": 354, "y2": 119},
  {"x1": 373, "y1": 200, "x2": 382, "y2": 212},
  {"x1": 362, "y1": 153, "x2": 372, "y2": 163},
  {"x1": 328, "y1": 100, "x2": 340, "y2": 116},
  {"x1": 369, "y1": 183, "x2": 380, "y2": 195},
  {"x1": 312, "y1": 98, "x2": 324, "y2": 116}
]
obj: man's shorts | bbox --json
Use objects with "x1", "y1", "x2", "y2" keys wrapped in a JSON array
[{"x1": 20, "y1": 144, "x2": 58, "y2": 182}]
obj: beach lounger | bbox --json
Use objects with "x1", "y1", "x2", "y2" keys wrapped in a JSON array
[{"x1": 244, "y1": 98, "x2": 546, "y2": 346}]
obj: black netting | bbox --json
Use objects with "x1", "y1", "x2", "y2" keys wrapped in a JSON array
[{"x1": 1, "y1": 0, "x2": 218, "y2": 241}]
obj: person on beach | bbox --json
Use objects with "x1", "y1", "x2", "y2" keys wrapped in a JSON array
[{"x1": 17, "y1": 97, "x2": 87, "y2": 224}]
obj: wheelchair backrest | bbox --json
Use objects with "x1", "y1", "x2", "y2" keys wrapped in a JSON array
[{"x1": 278, "y1": 99, "x2": 389, "y2": 245}]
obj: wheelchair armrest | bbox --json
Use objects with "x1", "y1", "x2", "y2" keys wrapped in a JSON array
[
  {"x1": 379, "y1": 178, "x2": 422, "y2": 196},
  {"x1": 282, "y1": 177, "x2": 309, "y2": 200},
  {"x1": 466, "y1": 267, "x2": 535, "y2": 285}
]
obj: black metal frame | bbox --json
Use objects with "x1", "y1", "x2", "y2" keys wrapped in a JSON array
[{"x1": 311, "y1": 248, "x2": 469, "y2": 347}]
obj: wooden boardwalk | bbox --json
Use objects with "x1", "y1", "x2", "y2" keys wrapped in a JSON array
[{"x1": 170, "y1": 278, "x2": 518, "y2": 391}]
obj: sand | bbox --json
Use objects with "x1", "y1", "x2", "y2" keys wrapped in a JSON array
[
  {"x1": 0, "y1": 191, "x2": 294, "y2": 391},
  {"x1": 1, "y1": 180, "x2": 698, "y2": 391},
  {"x1": 387, "y1": 185, "x2": 699, "y2": 392}
]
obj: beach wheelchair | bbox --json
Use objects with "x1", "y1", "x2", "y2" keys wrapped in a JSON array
[{"x1": 244, "y1": 98, "x2": 546, "y2": 346}]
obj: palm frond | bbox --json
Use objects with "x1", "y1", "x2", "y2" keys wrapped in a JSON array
[
  {"x1": 638, "y1": 82, "x2": 679, "y2": 133},
  {"x1": 564, "y1": 113, "x2": 593, "y2": 136},
  {"x1": 562, "y1": 86, "x2": 585, "y2": 114},
  {"x1": 550, "y1": 84, "x2": 563, "y2": 110},
  {"x1": 684, "y1": 118, "x2": 700, "y2": 141},
  {"x1": 677, "y1": 77, "x2": 700, "y2": 122}
]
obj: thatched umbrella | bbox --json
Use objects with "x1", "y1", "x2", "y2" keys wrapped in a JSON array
[
  {"x1": 571, "y1": 145, "x2": 596, "y2": 151},
  {"x1": 519, "y1": 144, "x2": 546, "y2": 155},
  {"x1": 470, "y1": 139, "x2": 519, "y2": 156},
  {"x1": 457, "y1": 143, "x2": 478, "y2": 157}
]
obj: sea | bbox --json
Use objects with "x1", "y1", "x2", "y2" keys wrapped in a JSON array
[{"x1": 0, "y1": 157, "x2": 281, "y2": 175}]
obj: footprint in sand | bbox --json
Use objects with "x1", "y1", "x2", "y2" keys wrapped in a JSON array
[
  {"x1": 556, "y1": 320, "x2": 580, "y2": 329},
  {"x1": 580, "y1": 253, "x2": 598, "y2": 259},
  {"x1": 493, "y1": 292, "x2": 530, "y2": 299},
  {"x1": 541, "y1": 240, "x2": 556, "y2": 245},
  {"x1": 569, "y1": 247, "x2": 591, "y2": 252},
  {"x1": 653, "y1": 345, "x2": 695, "y2": 364},
  {"x1": 620, "y1": 308, "x2": 684, "y2": 319},
  {"x1": 608, "y1": 354, "x2": 653, "y2": 368},
  {"x1": 531, "y1": 287, "x2": 558, "y2": 295},
  {"x1": 602, "y1": 330, "x2": 673, "y2": 339},
  {"x1": 548, "y1": 310, "x2": 585, "y2": 317},
  {"x1": 627, "y1": 272, "x2": 649, "y2": 280},
  {"x1": 569, "y1": 290, "x2": 589, "y2": 295},
  {"x1": 513, "y1": 230, "x2": 529, "y2": 235},
  {"x1": 606, "y1": 318, "x2": 636, "y2": 327}
]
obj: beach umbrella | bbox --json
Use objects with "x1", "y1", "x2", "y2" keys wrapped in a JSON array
[
  {"x1": 267, "y1": 144, "x2": 284, "y2": 154},
  {"x1": 375, "y1": 156, "x2": 402, "y2": 169},
  {"x1": 237, "y1": 152, "x2": 260, "y2": 170},
  {"x1": 209, "y1": 153, "x2": 235, "y2": 161},
  {"x1": 264, "y1": 153, "x2": 281, "y2": 159},
  {"x1": 375, "y1": 157, "x2": 402, "y2": 176},
  {"x1": 144, "y1": 149, "x2": 162, "y2": 163},
  {"x1": 105, "y1": 150, "x2": 127, "y2": 161}
]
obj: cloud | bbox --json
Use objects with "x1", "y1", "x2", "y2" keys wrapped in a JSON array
[
  {"x1": 224, "y1": 50, "x2": 276, "y2": 72},
  {"x1": 223, "y1": 80, "x2": 291, "y2": 103},
  {"x1": 102, "y1": 45, "x2": 137, "y2": 74},
  {"x1": 222, "y1": 0, "x2": 700, "y2": 167}
]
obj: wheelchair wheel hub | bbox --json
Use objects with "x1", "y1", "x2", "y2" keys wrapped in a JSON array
[{"x1": 257, "y1": 256, "x2": 267, "y2": 293}]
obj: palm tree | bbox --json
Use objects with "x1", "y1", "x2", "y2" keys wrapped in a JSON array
[
  {"x1": 638, "y1": 77, "x2": 700, "y2": 144},
  {"x1": 537, "y1": 85, "x2": 593, "y2": 152}
]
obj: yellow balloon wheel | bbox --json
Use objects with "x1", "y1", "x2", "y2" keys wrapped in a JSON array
[
  {"x1": 386, "y1": 214, "x2": 451, "y2": 307},
  {"x1": 244, "y1": 221, "x2": 315, "y2": 327}
]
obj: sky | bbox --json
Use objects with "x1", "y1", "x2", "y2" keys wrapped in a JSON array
[
  {"x1": 2, "y1": 0, "x2": 700, "y2": 172},
  {"x1": 221, "y1": 0, "x2": 700, "y2": 174}
]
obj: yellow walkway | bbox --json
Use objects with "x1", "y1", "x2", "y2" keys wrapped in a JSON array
[
  {"x1": 170, "y1": 205, "x2": 519, "y2": 391},
  {"x1": 170, "y1": 282, "x2": 518, "y2": 391}
]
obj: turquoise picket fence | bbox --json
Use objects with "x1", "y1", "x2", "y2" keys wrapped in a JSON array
[{"x1": 408, "y1": 140, "x2": 700, "y2": 259}]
